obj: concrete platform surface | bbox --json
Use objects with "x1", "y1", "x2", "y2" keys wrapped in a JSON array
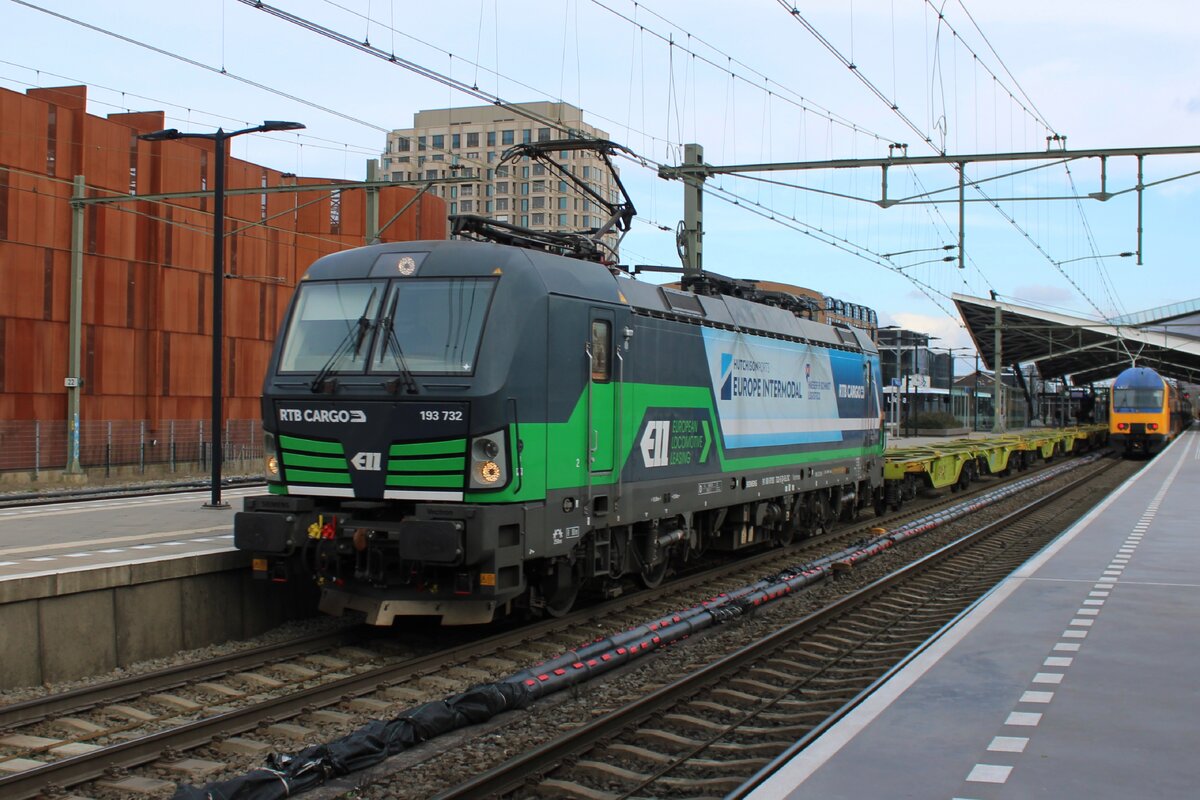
[
  {"x1": 747, "y1": 429, "x2": 1200, "y2": 799},
  {"x1": 0, "y1": 486, "x2": 259, "y2": 581}
]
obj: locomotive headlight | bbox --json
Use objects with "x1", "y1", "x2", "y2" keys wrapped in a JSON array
[
  {"x1": 473, "y1": 438, "x2": 500, "y2": 460},
  {"x1": 469, "y1": 430, "x2": 508, "y2": 489},
  {"x1": 263, "y1": 431, "x2": 281, "y2": 480},
  {"x1": 475, "y1": 460, "x2": 501, "y2": 483}
]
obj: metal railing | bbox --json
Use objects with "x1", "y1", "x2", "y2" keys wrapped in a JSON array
[{"x1": 0, "y1": 419, "x2": 263, "y2": 479}]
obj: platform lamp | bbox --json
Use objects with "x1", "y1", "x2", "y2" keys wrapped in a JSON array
[{"x1": 140, "y1": 121, "x2": 305, "y2": 508}]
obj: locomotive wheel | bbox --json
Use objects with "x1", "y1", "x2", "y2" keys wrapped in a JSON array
[
  {"x1": 638, "y1": 556, "x2": 670, "y2": 589},
  {"x1": 542, "y1": 582, "x2": 580, "y2": 618},
  {"x1": 808, "y1": 495, "x2": 832, "y2": 535}
]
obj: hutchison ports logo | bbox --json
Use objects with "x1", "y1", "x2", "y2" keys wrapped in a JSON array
[{"x1": 720, "y1": 353, "x2": 734, "y2": 400}]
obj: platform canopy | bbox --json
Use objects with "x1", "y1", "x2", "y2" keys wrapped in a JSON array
[{"x1": 953, "y1": 293, "x2": 1200, "y2": 385}]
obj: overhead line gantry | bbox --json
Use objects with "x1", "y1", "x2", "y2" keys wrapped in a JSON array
[{"x1": 659, "y1": 142, "x2": 1200, "y2": 273}]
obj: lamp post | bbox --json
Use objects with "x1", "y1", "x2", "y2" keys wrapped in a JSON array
[{"x1": 140, "y1": 121, "x2": 305, "y2": 508}]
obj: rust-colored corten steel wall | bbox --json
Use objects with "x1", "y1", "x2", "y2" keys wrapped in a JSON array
[{"x1": 0, "y1": 84, "x2": 446, "y2": 432}]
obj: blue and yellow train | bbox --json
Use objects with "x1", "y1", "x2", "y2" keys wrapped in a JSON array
[{"x1": 1108, "y1": 366, "x2": 1189, "y2": 456}]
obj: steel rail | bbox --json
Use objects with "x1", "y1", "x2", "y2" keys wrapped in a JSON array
[
  {"x1": 0, "y1": 627, "x2": 360, "y2": 729},
  {"x1": 433, "y1": 458, "x2": 1120, "y2": 799},
  {"x1": 0, "y1": 614, "x2": 579, "y2": 800},
  {"x1": 0, "y1": 542, "x2": 887, "y2": 800}
]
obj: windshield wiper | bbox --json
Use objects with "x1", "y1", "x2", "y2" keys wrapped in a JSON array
[
  {"x1": 310, "y1": 288, "x2": 377, "y2": 393},
  {"x1": 378, "y1": 291, "x2": 419, "y2": 395}
]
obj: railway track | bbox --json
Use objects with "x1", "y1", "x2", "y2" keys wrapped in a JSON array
[
  {"x1": 0, "y1": 530, "x2": 898, "y2": 800},
  {"x1": 428, "y1": 455, "x2": 1135, "y2": 800},
  {"x1": 0, "y1": 452, "x2": 1116, "y2": 799}
]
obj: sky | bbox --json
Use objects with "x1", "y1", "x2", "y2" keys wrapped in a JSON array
[{"x1": 4, "y1": 0, "x2": 1199, "y2": 363}]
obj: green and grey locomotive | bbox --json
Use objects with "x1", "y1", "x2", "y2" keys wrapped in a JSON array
[{"x1": 234, "y1": 238, "x2": 886, "y2": 624}]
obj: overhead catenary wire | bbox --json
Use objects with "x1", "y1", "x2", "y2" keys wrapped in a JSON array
[
  {"x1": 314, "y1": 0, "x2": 673, "y2": 156},
  {"x1": 772, "y1": 1, "x2": 1134, "y2": 318},
  {"x1": 8, "y1": 0, "x2": 975, "y2": 302},
  {"x1": 15, "y1": 0, "x2": 1156, "y2": 326},
  {"x1": 944, "y1": 0, "x2": 1057, "y2": 135},
  {"x1": 6, "y1": 3, "x2": 491, "y2": 174},
  {"x1": 927, "y1": 0, "x2": 1125, "y2": 318},
  {"x1": 703, "y1": 181, "x2": 958, "y2": 318},
  {"x1": 296, "y1": 0, "x2": 980, "y2": 312},
  {"x1": 775, "y1": 0, "x2": 938, "y2": 153},
  {"x1": 586, "y1": 0, "x2": 892, "y2": 149},
  {"x1": 929, "y1": 1, "x2": 1125, "y2": 319},
  {"x1": 13, "y1": 1, "x2": 388, "y2": 135}
]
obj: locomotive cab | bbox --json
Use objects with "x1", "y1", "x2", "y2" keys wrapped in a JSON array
[{"x1": 1109, "y1": 366, "x2": 1176, "y2": 456}]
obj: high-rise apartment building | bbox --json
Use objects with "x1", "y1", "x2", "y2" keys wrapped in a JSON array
[{"x1": 382, "y1": 102, "x2": 622, "y2": 252}]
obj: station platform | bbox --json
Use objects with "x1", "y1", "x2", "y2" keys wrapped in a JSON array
[
  {"x1": 0, "y1": 486, "x2": 315, "y2": 690},
  {"x1": 746, "y1": 428, "x2": 1200, "y2": 799},
  {"x1": 0, "y1": 486, "x2": 255, "y2": 581}
]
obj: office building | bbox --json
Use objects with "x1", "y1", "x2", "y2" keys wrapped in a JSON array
[{"x1": 382, "y1": 102, "x2": 622, "y2": 252}]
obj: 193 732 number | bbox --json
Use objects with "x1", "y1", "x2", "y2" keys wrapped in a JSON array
[{"x1": 420, "y1": 410, "x2": 464, "y2": 422}]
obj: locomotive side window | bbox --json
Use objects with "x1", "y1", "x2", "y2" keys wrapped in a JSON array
[{"x1": 591, "y1": 320, "x2": 611, "y2": 382}]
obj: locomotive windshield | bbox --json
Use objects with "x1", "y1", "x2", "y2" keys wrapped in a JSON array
[
  {"x1": 373, "y1": 277, "x2": 495, "y2": 374},
  {"x1": 277, "y1": 277, "x2": 496, "y2": 376},
  {"x1": 278, "y1": 280, "x2": 385, "y2": 373},
  {"x1": 1112, "y1": 386, "x2": 1163, "y2": 412}
]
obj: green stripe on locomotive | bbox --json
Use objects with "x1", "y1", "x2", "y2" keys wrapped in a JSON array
[{"x1": 462, "y1": 380, "x2": 883, "y2": 504}]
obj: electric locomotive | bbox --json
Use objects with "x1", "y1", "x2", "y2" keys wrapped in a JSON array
[
  {"x1": 233, "y1": 237, "x2": 886, "y2": 625},
  {"x1": 1109, "y1": 366, "x2": 1186, "y2": 456}
]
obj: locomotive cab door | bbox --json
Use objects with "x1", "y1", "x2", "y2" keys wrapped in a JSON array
[{"x1": 587, "y1": 310, "x2": 617, "y2": 476}]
